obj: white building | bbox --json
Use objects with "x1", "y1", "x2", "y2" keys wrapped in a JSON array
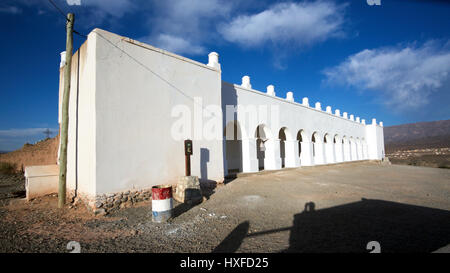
[{"x1": 58, "y1": 29, "x2": 385, "y2": 211}]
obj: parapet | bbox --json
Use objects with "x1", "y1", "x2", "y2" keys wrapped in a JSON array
[
  {"x1": 241, "y1": 75, "x2": 251, "y2": 89},
  {"x1": 302, "y1": 97, "x2": 309, "y2": 107},
  {"x1": 267, "y1": 85, "x2": 275, "y2": 96},
  {"x1": 315, "y1": 102, "x2": 321, "y2": 110},
  {"x1": 207, "y1": 52, "x2": 220, "y2": 70},
  {"x1": 286, "y1": 91, "x2": 294, "y2": 102}
]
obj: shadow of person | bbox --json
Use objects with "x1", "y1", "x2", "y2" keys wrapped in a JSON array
[
  {"x1": 286, "y1": 198, "x2": 450, "y2": 253},
  {"x1": 212, "y1": 221, "x2": 250, "y2": 253},
  {"x1": 304, "y1": 201, "x2": 315, "y2": 212}
]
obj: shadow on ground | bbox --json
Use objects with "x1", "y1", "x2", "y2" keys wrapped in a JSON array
[{"x1": 214, "y1": 199, "x2": 450, "y2": 253}]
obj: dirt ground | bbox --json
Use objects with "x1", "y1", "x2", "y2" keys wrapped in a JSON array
[{"x1": 0, "y1": 161, "x2": 449, "y2": 253}]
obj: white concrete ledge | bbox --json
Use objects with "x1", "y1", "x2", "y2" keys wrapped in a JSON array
[{"x1": 24, "y1": 165, "x2": 59, "y2": 201}]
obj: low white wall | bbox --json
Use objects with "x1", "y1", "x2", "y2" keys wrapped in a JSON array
[{"x1": 24, "y1": 165, "x2": 59, "y2": 201}]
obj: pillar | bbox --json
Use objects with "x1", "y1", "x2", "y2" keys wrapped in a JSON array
[
  {"x1": 241, "y1": 138, "x2": 258, "y2": 173},
  {"x1": 264, "y1": 139, "x2": 282, "y2": 170},
  {"x1": 300, "y1": 141, "x2": 314, "y2": 166},
  {"x1": 285, "y1": 140, "x2": 300, "y2": 168}
]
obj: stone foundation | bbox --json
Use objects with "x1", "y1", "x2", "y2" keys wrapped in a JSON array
[{"x1": 68, "y1": 186, "x2": 174, "y2": 216}]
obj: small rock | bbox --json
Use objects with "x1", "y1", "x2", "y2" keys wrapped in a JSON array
[{"x1": 94, "y1": 208, "x2": 107, "y2": 216}]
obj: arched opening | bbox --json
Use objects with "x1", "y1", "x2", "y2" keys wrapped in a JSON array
[
  {"x1": 224, "y1": 121, "x2": 242, "y2": 174},
  {"x1": 342, "y1": 136, "x2": 349, "y2": 161},
  {"x1": 312, "y1": 132, "x2": 323, "y2": 164},
  {"x1": 255, "y1": 125, "x2": 269, "y2": 171},
  {"x1": 312, "y1": 133, "x2": 317, "y2": 157},
  {"x1": 279, "y1": 128, "x2": 287, "y2": 168},
  {"x1": 297, "y1": 130, "x2": 303, "y2": 157},
  {"x1": 323, "y1": 133, "x2": 334, "y2": 163}
]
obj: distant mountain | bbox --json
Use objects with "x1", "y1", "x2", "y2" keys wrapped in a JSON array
[{"x1": 384, "y1": 119, "x2": 450, "y2": 152}]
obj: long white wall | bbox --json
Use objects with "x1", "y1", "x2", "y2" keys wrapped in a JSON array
[{"x1": 222, "y1": 79, "x2": 384, "y2": 174}]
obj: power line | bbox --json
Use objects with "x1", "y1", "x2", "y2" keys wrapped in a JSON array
[
  {"x1": 47, "y1": 0, "x2": 88, "y2": 37},
  {"x1": 46, "y1": 1, "x2": 213, "y2": 116},
  {"x1": 92, "y1": 30, "x2": 219, "y2": 117},
  {"x1": 47, "y1": 0, "x2": 68, "y2": 21}
]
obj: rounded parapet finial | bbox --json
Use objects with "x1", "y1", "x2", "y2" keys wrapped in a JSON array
[
  {"x1": 241, "y1": 75, "x2": 251, "y2": 89},
  {"x1": 207, "y1": 52, "x2": 220, "y2": 69},
  {"x1": 302, "y1": 97, "x2": 309, "y2": 107},
  {"x1": 356, "y1": 117, "x2": 360, "y2": 123},
  {"x1": 286, "y1": 91, "x2": 294, "y2": 102},
  {"x1": 362, "y1": 119, "x2": 366, "y2": 125},
  {"x1": 326, "y1": 106, "x2": 332, "y2": 114},
  {"x1": 315, "y1": 102, "x2": 322, "y2": 110},
  {"x1": 343, "y1": 112, "x2": 348, "y2": 119},
  {"x1": 372, "y1": 118, "x2": 377, "y2": 125},
  {"x1": 335, "y1": 109, "x2": 340, "y2": 117},
  {"x1": 266, "y1": 85, "x2": 275, "y2": 96},
  {"x1": 379, "y1": 121, "x2": 383, "y2": 127},
  {"x1": 350, "y1": 114, "x2": 354, "y2": 121},
  {"x1": 60, "y1": 51, "x2": 66, "y2": 68}
]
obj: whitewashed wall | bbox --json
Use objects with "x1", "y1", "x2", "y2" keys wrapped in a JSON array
[{"x1": 93, "y1": 29, "x2": 224, "y2": 196}]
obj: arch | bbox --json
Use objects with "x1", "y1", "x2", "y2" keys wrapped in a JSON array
[
  {"x1": 311, "y1": 131, "x2": 324, "y2": 164},
  {"x1": 224, "y1": 121, "x2": 243, "y2": 173},
  {"x1": 279, "y1": 128, "x2": 287, "y2": 168},
  {"x1": 296, "y1": 129, "x2": 307, "y2": 157},
  {"x1": 334, "y1": 134, "x2": 343, "y2": 163},
  {"x1": 323, "y1": 133, "x2": 334, "y2": 163},
  {"x1": 255, "y1": 124, "x2": 271, "y2": 170},
  {"x1": 342, "y1": 135, "x2": 350, "y2": 161}
]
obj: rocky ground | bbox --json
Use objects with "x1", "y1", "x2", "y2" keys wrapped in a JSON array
[
  {"x1": 386, "y1": 147, "x2": 450, "y2": 168},
  {"x1": 1, "y1": 161, "x2": 449, "y2": 253}
]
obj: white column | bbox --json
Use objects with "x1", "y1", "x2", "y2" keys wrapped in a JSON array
[
  {"x1": 351, "y1": 141, "x2": 357, "y2": 160},
  {"x1": 284, "y1": 140, "x2": 300, "y2": 168},
  {"x1": 363, "y1": 143, "x2": 368, "y2": 159},
  {"x1": 264, "y1": 139, "x2": 282, "y2": 170},
  {"x1": 325, "y1": 143, "x2": 335, "y2": 164},
  {"x1": 241, "y1": 138, "x2": 259, "y2": 173},
  {"x1": 314, "y1": 142, "x2": 325, "y2": 165},
  {"x1": 335, "y1": 142, "x2": 343, "y2": 162},
  {"x1": 343, "y1": 141, "x2": 351, "y2": 161},
  {"x1": 357, "y1": 142, "x2": 363, "y2": 160},
  {"x1": 300, "y1": 141, "x2": 314, "y2": 166}
]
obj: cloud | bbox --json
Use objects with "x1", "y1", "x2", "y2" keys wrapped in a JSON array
[
  {"x1": 323, "y1": 40, "x2": 450, "y2": 110},
  {"x1": 66, "y1": 0, "x2": 81, "y2": 6},
  {"x1": 218, "y1": 1, "x2": 347, "y2": 48},
  {"x1": 144, "y1": 34, "x2": 207, "y2": 55},
  {"x1": 0, "y1": 128, "x2": 57, "y2": 138},
  {"x1": 140, "y1": 0, "x2": 233, "y2": 56},
  {"x1": 0, "y1": 5, "x2": 22, "y2": 14},
  {"x1": 0, "y1": 128, "x2": 58, "y2": 151}
]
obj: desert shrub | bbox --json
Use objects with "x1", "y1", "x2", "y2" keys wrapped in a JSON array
[{"x1": 0, "y1": 162, "x2": 17, "y2": 174}]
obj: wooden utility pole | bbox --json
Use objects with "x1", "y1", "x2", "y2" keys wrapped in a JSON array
[{"x1": 59, "y1": 13, "x2": 74, "y2": 208}]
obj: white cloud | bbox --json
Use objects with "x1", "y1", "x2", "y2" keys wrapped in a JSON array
[
  {"x1": 66, "y1": 0, "x2": 81, "y2": 6},
  {"x1": 0, "y1": 128, "x2": 57, "y2": 138},
  {"x1": 0, "y1": 6, "x2": 22, "y2": 14},
  {"x1": 0, "y1": 128, "x2": 58, "y2": 151},
  {"x1": 141, "y1": 0, "x2": 233, "y2": 56},
  {"x1": 218, "y1": 1, "x2": 346, "y2": 48},
  {"x1": 324, "y1": 40, "x2": 450, "y2": 109},
  {"x1": 147, "y1": 34, "x2": 207, "y2": 55}
]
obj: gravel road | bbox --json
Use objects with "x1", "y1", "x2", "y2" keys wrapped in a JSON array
[{"x1": 1, "y1": 161, "x2": 449, "y2": 253}]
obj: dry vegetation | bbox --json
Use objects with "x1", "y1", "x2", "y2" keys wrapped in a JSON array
[{"x1": 0, "y1": 135, "x2": 59, "y2": 172}]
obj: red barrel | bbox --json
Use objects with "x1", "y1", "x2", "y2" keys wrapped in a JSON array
[{"x1": 152, "y1": 185, "x2": 173, "y2": 222}]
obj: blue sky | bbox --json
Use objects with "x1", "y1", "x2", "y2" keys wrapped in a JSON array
[{"x1": 0, "y1": 0, "x2": 449, "y2": 151}]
